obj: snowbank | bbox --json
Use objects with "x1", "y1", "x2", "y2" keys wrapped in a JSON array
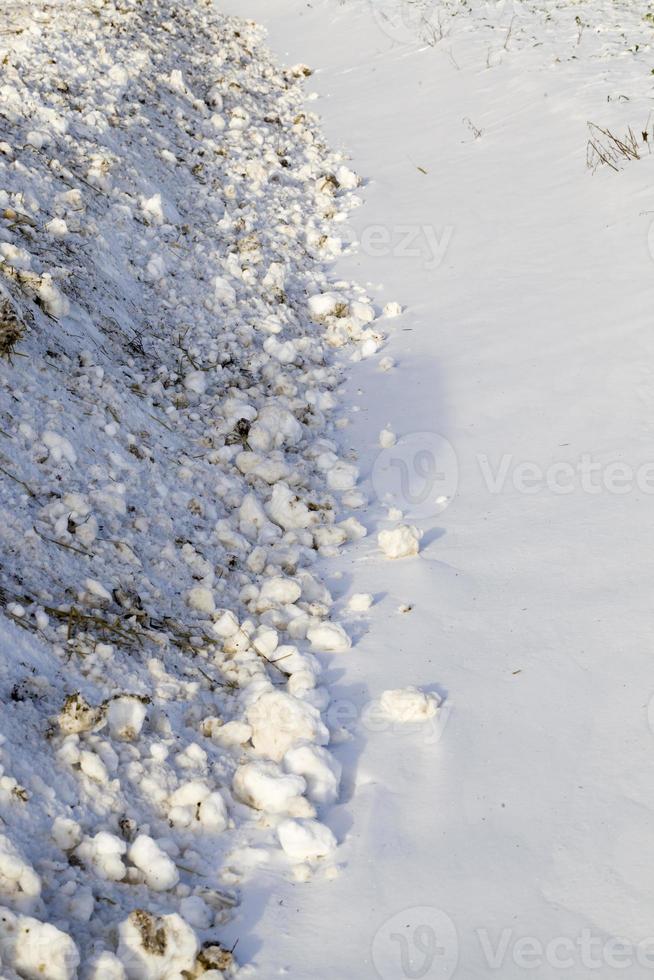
[{"x1": 0, "y1": 0, "x2": 384, "y2": 968}]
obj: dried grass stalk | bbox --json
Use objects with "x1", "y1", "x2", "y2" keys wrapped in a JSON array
[{"x1": 0, "y1": 294, "x2": 25, "y2": 358}]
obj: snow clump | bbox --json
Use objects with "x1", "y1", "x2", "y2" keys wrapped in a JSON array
[
  {"x1": 378, "y1": 525, "x2": 423, "y2": 559},
  {"x1": 379, "y1": 687, "x2": 442, "y2": 723}
]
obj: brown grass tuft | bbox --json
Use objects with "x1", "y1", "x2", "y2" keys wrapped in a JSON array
[{"x1": 0, "y1": 294, "x2": 25, "y2": 359}]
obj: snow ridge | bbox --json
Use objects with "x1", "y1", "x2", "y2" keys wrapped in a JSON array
[{"x1": 0, "y1": 1, "x2": 381, "y2": 975}]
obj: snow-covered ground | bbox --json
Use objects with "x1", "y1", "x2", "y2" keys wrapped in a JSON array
[
  {"x1": 4, "y1": 0, "x2": 654, "y2": 976},
  {"x1": 0, "y1": 1, "x2": 397, "y2": 975},
  {"x1": 212, "y1": 1, "x2": 654, "y2": 978}
]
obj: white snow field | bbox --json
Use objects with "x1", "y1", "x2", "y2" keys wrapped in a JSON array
[
  {"x1": 212, "y1": 0, "x2": 654, "y2": 978},
  {"x1": 3, "y1": 0, "x2": 654, "y2": 976}
]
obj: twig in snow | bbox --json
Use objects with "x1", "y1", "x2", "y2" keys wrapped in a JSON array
[
  {"x1": 33, "y1": 527, "x2": 92, "y2": 557},
  {"x1": 503, "y1": 16, "x2": 516, "y2": 50},
  {"x1": 0, "y1": 462, "x2": 37, "y2": 498},
  {"x1": 146, "y1": 411, "x2": 174, "y2": 432},
  {"x1": 463, "y1": 117, "x2": 483, "y2": 140}
]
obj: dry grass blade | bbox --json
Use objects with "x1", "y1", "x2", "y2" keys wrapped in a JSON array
[
  {"x1": 0, "y1": 293, "x2": 25, "y2": 359},
  {"x1": 587, "y1": 121, "x2": 641, "y2": 172},
  {"x1": 0, "y1": 461, "x2": 37, "y2": 498},
  {"x1": 34, "y1": 528, "x2": 92, "y2": 557}
]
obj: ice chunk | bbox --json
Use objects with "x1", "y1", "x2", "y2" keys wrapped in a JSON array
[
  {"x1": 45, "y1": 217, "x2": 68, "y2": 238},
  {"x1": 36, "y1": 275, "x2": 69, "y2": 318},
  {"x1": 140, "y1": 193, "x2": 165, "y2": 225}
]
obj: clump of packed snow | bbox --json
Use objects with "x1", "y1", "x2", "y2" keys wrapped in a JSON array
[
  {"x1": 347, "y1": 592, "x2": 373, "y2": 612},
  {"x1": 0, "y1": 907, "x2": 80, "y2": 980},
  {"x1": 378, "y1": 524, "x2": 422, "y2": 559},
  {"x1": 277, "y1": 818, "x2": 337, "y2": 862},
  {"x1": 247, "y1": 689, "x2": 330, "y2": 761},
  {"x1": 106, "y1": 696, "x2": 148, "y2": 742},
  {"x1": 307, "y1": 621, "x2": 352, "y2": 652},
  {"x1": 233, "y1": 761, "x2": 309, "y2": 816},
  {"x1": 283, "y1": 744, "x2": 342, "y2": 805},
  {"x1": 167, "y1": 779, "x2": 229, "y2": 833},
  {"x1": 117, "y1": 910, "x2": 198, "y2": 979},
  {"x1": 75, "y1": 832, "x2": 127, "y2": 884},
  {"x1": 128, "y1": 836, "x2": 179, "y2": 893},
  {"x1": 379, "y1": 687, "x2": 441, "y2": 723},
  {"x1": 379, "y1": 427, "x2": 396, "y2": 448},
  {"x1": 0, "y1": 836, "x2": 41, "y2": 913}
]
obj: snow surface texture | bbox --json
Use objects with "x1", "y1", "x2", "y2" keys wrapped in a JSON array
[
  {"x1": 209, "y1": 0, "x2": 654, "y2": 977},
  {"x1": 0, "y1": 0, "x2": 412, "y2": 974}
]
